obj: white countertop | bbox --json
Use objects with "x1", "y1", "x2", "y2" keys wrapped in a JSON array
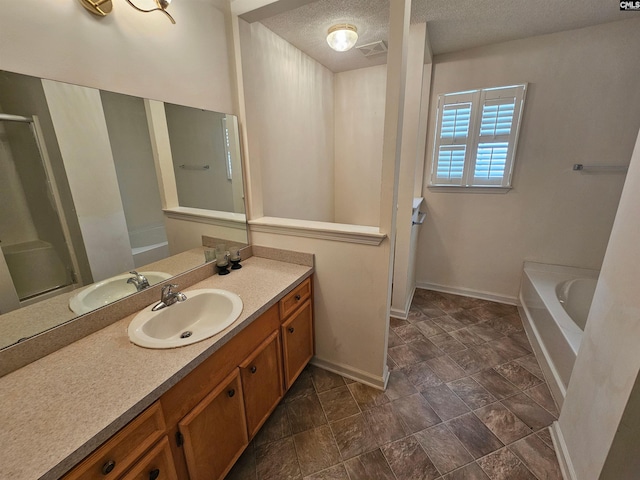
[{"x1": 0, "y1": 256, "x2": 313, "y2": 480}]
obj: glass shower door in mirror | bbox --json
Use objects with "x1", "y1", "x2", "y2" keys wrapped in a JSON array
[{"x1": 0, "y1": 115, "x2": 77, "y2": 313}]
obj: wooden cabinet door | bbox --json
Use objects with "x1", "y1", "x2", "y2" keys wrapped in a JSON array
[
  {"x1": 120, "y1": 436, "x2": 178, "y2": 480},
  {"x1": 281, "y1": 300, "x2": 314, "y2": 389},
  {"x1": 240, "y1": 330, "x2": 283, "y2": 438},
  {"x1": 178, "y1": 369, "x2": 248, "y2": 480}
]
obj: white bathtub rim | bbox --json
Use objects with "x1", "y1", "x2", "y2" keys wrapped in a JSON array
[{"x1": 523, "y1": 262, "x2": 599, "y2": 357}]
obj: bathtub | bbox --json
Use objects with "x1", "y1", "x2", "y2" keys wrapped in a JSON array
[
  {"x1": 518, "y1": 262, "x2": 599, "y2": 407},
  {"x1": 129, "y1": 225, "x2": 170, "y2": 268}
]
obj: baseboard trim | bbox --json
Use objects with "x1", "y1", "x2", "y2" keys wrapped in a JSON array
[
  {"x1": 310, "y1": 356, "x2": 389, "y2": 391},
  {"x1": 416, "y1": 281, "x2": 518, "y2": 305},
  {"x1": 390, "y1": 286, "x2": 416, "y2": 320},
  {"x1": 551, "y1": 421, "x2": 576, "y2": 480}
]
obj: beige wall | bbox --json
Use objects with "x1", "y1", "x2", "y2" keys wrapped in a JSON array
[
  {"x1": 240, "y1": 21, "x2": 335, "y2": 222},
  {"x1": 0, "y1": 0, "x2": 235, "y2": 115},
  {"x1": 334, "y1": 65, "x2": 386, "y2": 226},
  {"x1": 416, "y1": 18, "x2": 640, "y2": 301},
  {"x1": 557, "y1": 126, "x2": 640, "y2": 480}
]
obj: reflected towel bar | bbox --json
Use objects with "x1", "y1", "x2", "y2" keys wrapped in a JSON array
[
  {"x1": 573, "y1": 164, "x2": 628, "y2": 173},
  {"x1": 179, "y1": 164, "x2": 210, "y2": 170}
]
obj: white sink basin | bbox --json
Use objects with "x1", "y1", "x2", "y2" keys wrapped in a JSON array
[
  {"x1": 128, "y1": 289, "x2": 244, "y2": 349},
  {"x1": 69, "y1": 271, "x2": 172, "y2": 315}
]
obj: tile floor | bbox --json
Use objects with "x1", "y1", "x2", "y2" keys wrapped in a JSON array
[{"x1": 226, "y1": 289, "x2": 563, "y2": 480}]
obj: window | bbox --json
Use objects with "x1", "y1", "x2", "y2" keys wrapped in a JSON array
[{"x1": 429, "y1": 84, "x2": 527, "y2": 189}]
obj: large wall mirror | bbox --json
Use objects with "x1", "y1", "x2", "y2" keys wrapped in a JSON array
[{"x1": 0, "y1": 70, "x2": 247, "y2": 350}]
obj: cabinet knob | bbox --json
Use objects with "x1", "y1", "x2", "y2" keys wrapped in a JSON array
[
  {"x1": 228, "y1": 389, "x2": 235, "y2": 397},
  {"x1": 295, "y1": 294, "x2": 301, "y2": 301},
  {"x1": 250, "y1": 366, "x2": 257, "y2": 374},
  {"x1": 149, "y1": 469, "x2": 160, "y2": 480},
  {"x1": 101, "y1": 460, "x2": 116, "y2": 475},
  {"x1": 288, "y1": 327, "x2": 295, "y2": 333}
]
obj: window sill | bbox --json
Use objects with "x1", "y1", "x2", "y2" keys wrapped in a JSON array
[{"x1": 427, "y1": 185, "x2": 512, "y2": 194}]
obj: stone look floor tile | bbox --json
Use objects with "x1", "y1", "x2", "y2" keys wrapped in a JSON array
[
  {"x1": 494, "y1": 362, "x2": 543, "y2": 390},
  {"x1": 509, "y1": 332, "x2": 533, "y2": 351},
  {"x1": 286, "y1": 393, "x2": 328, "y2": 433},
  {"x1": 285, "y1": 369, "x2": 316, "y2": 403},
  {"x1": 381, "y1": 435, "x2": 440, "y2": 480},
  {"x1": 255, "y1": 437, "x2": 302, "y2": 480},
  {"x1": 432, "y1": 315, "x2": 468, "y2": 332},
  {"x1": 407, "y1": 308, "x2": 434, "y2": 324},
  {"x1": 388, "y1": 329, "x2": 405, "y2": 348},
  {"x1": 444, "y1": 462, "x2": 491, "y2": 480},
  {"x1": 450, "y1": 309, "x2": 483, "y2": 327},
  {"x1": 402, "y1": 361, "x2": 444, "y2": 387},
  {"x1": 385, "y1": 369, "x2": 418, "y2": 400},
  {"x1": 483, "y1": 315, "x2": 523, "y2": 336},
  {"x1": 414, "y1": 424, "x2": 474, "y2": 475},
  {"x1": 388, "y1": 344, "x2": 424, "y2": 367},
  {"x1": 477, "y1": 447, "x2": 536, "y2": 480},
  {"x1": 426, "y1": 355, "x2": 468, "y2": 382},
  {"x1": 303, "y1": 464, "x2": 350, "y2": 480},
  {"x1": 317, "y1": 385, "x2": 360, "y2": 422},
  {"x1": 502, "y1": 393, "x2": 557, "y2": 430},
  {"x1": 226, "y1": 442, "x2": 256, "y2": 480},
  {"x1": 473, "y1": 344, "x2": 509, "y2": 368},
  {"x1": 330, "y1": 413, "x2": 378, "y2": 460},
  {"x1": 430, "y1": 332, "x2": 469, "y2": 354},
  {"x1": 487, "y1": 337, "x2": 531, "y2": 360},
  {"x1": 448, "y1": 377, "x2": 497, "y2": 409},
  {"x1": 514, "y1": 355, "x2": 545, "y2": 379},
  {"x1": 449, "y1": 328, "x2": 486, "y2": 346},
  {"x1": 344, "y1": 449, "x2": 396, "y2": 480},
  {"x1": 391, "y1": 393, "x2": 442, "y2": 433},
  {"x1": 408, "y1": 338, "x2": 444, "y2": 361},
  {"x1": 414, "y1": 319, "x2": 447, "y2": 338},
  {"x1": 310, "y1": 366, "x2": 346, "y2": 393},
  {"x1": 525, "y1": 383, "x2": 559, "y2": 416},
  {"x1": 390, "y1": 317, "x2": 410, "y2": 330},
  {"x1": 420, "y1": 383, "x2": 470, "y2": 421},
  {"x1": 472, "y1": 369, "x2": 520, "y2": 400},
  {"x1": 474, "y1": 402, "x2": 531, "y2": 444},
  {"x1": 293, "y1": 425, "x2": 341, "y2": 477},
  {"x1": 253, "y1": 404, "x2": 291, "y2": 447},
  {"x1": 467, "y1": 323, "x2": 505, "y2": 342},
  {"x1": 395, "y1": 324, "x2": 428, "y2": 343},
  {"x1": 510, "y1": 434, "x2": 563, "y2": 480},
  {"x1": 536, "y1": 427, "x2": 554, "y2": 448},
  {"x1": 363, "y1": 403, "x2": 408, "y2": 447},
  {"x1": 347, "y1": 382, "x2": 389, "y2": 410},
  {"x1": 447, "y1": 413, "x2": 504, "y2": 459},
  {"x1": 449, "y1": 348, "x2": 490, "y2": 375}
]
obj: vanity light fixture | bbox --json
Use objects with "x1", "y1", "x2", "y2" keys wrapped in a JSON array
[
  {"x1": 78, "y1": 0, "x2": 176, "y2": 24},
  {"x1": 326, "y1": 24, "x2": 358, "y2": 52}
]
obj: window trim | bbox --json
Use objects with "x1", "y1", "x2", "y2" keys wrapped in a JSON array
[{"x1": 429, "y1": 84, "x2": 527, "y2": 190}]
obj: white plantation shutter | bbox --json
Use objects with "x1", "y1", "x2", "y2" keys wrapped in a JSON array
[{"x1": 430, "y1": 84, "x2": 526, "y2": 189}]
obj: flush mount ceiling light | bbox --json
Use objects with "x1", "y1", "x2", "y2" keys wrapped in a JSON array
[
  {"x1": 78, "y1": 0, "x2": 175, "y2": 24},
  {"x1": 326, "y1": 24, "x2": 358, "y2": 52}
]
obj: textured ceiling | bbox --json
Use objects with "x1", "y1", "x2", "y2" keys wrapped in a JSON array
[{"x1": 247, "y1": 0, "x2": 630, "y2": 73}]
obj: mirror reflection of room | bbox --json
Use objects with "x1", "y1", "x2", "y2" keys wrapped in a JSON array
[{"x1": 0, "y1": 70, "x2": 248, "y2": 348}]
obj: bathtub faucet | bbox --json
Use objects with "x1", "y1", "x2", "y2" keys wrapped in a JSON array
[
  {"x1": 127, "y1": 270, "x2": 150, "y2": 292},
  {"x1": 152, "y1": 284, "x2": 187, "y2": 311}
]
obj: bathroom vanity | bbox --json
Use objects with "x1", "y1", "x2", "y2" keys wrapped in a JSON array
[{"x1": 0, "y1": 253, "x2": 314, "y2": 480}]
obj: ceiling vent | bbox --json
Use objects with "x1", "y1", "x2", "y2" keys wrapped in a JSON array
[{"x1": 356, "y1": 40, "x2": 388, "y2": 57}]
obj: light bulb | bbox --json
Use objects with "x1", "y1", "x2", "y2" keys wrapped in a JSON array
[{"x1": 327, "y1": 24, "x2": 358, "y2": 52}]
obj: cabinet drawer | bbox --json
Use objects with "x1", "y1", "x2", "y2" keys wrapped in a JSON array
[
  {"x1": 279, "y1": 278, "x2": 311, "y2": 320},
  {"x1": 120, "y1": 436, "x2": 178, "y2": 480},
  {"x1": 63, "y1": 402, "x2": 166, "y2": 480}
]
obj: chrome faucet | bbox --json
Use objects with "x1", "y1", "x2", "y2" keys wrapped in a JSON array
[
  {"x1": 127, "y1": 270, "x2": 150, "y2": 292},
  {"x1": 152, "y1": 284, "x2": 187, "y2": 311}
]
